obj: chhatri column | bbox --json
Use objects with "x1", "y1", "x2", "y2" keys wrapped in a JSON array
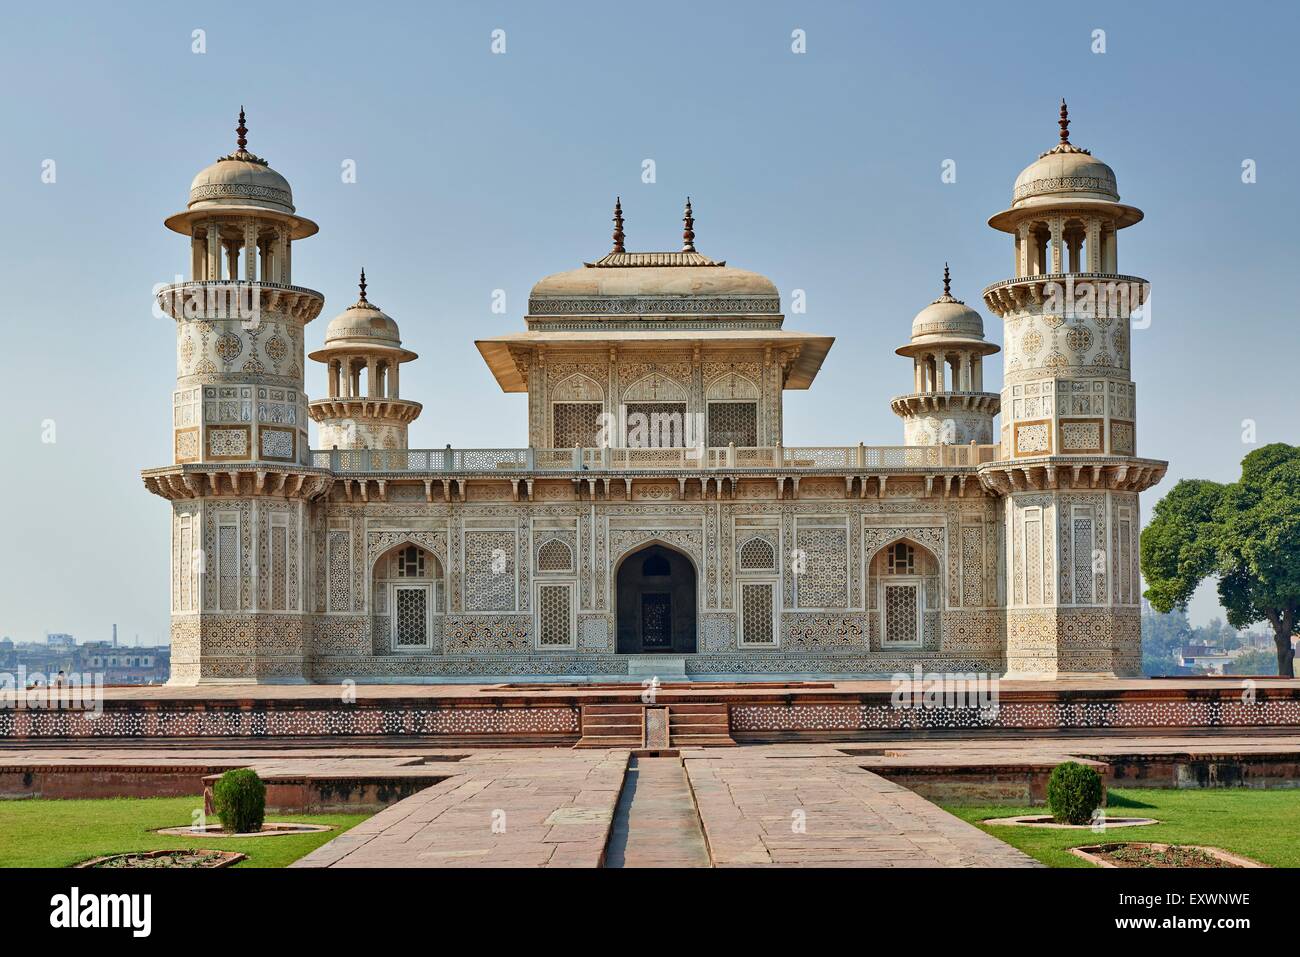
[
  {"x1": 206, "y1": 221, "x2": 221, "y2": 281},
  {"x1": 243, "y1": 219, "x2": 258, "y2": 281}
]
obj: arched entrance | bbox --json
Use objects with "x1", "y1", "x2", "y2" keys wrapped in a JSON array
[{"x1": 615, "y1": 543, "x2": 697, "y2": 654}]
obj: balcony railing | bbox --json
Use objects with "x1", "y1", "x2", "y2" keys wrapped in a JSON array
[{"x1": 312, "y1": 444, "x2": 1000, "y2": 474}]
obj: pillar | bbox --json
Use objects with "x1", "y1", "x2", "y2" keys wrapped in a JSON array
[
  {"x1": 391, "y1": 360, "x2": 400, "y2": 398},
  {"x1": 190, "y1": 233, "x2": 204, "y2": 281},
  {"x1": 206, "y1": 221, "x2": 221, "y2": 281},
  {"x1": 243, "y1": 221, "x2": 258, "y2": 282},
  {"x1": 275, "y1": 232, "x2": 288, "y2": 284},
  {"x1": 1017, "y1": 222, "x2": 1031, "y2": 278}
]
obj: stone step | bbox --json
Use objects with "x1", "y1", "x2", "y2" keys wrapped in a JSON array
[
  {"x1": 577, "y1": 704, "x2": 644, "y2": 749},
  {"x1": 584, "y1": 714, "x2": 643, "y2": 727},
  {"x1": 668, "y1": 702, "x2": 733, "y2": 746},
  {"x1": 670, "y1": 721, "x2": 729, "y2": 734},
  {"x1": 573, "y1": 735, "x2": 643, "y2": 749},
  {"x1": 670, "y1": 734, "x2": 737, "y2": 747},
  {"x1": 669, "y1": 703, "x2": 729, "y2": 715}
]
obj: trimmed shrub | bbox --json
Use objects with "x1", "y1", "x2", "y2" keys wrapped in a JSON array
[
  {"x1": 1046, "y1": 761, "x2": 1103, "y2": 825},
  {"x1": 213, "y1": 768, "x2": 266, "y2": 834}
]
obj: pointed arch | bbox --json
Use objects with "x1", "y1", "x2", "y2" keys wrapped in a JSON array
[
  {"x1": 622, "y1": 372, "x2": 687, "y2": 403},
  {"x1": 614, "y1": 540, "x2": 698, "y2": 654},
  {"x1": 867, "y1": 535, "x2": 941, "y2": 649},
  {"x1": 551, "y1": 372, "x2": 605, "y2": 403}
]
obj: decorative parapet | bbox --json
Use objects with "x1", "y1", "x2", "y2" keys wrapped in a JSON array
[{"x1": 311, "y1": 444, "x2": 1002, "y2": 474}]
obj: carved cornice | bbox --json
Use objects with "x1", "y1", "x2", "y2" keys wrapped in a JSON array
[
  {"x1": 307, "y1": 397, "x2": 423, "y2": 424},
  {"x1": 156, "y1": 281, "x2": 325, "y2": 324},
  {"x1": 141, "y1": 465, "x2": 333, "y2": 501},
  {"x1": 889, "y1": 392, "x2": 1001, "y2": 418},
  {"x1": 975, "y1": 456, "x2": 1167, "y2": 495},
  {"x1": 981, "y1": 273, "x2": 1148, "y2": 318}
]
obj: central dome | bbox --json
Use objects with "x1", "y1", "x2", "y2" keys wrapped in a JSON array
[
  {"x1": 528, "y1": 199, "x2": 781, "y2": 315},
  {"x1": 530, "y1": 261, "x2": 779, "y2": 302}
]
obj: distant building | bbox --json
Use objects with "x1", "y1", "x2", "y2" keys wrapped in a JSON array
[
  {"x1": 46, "y1": 633, "x2": 76, "y2": 648},
  {"x1": 79, "y1": 642, "x2": 171, "y2": 685},
  {"x1": 1178, "y1": 645, "x2": 1236, "y2": 674}
]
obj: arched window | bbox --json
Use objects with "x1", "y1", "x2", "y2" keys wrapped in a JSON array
[
  {"x1": 886, "y1": 541, "x2": 915, "y2": 575},
  {"x1": 537, "y1": 539, "x2": 573, "y2": 573},
  {"x1": 396, "y1": 545, "x2": 425, "y2": 577},
  {"x1": 738, "y1": 537, "x2": 776, "y2": 571},
  {"x1": 871, "y1": 540, "x2": 939, "y2": 648}
]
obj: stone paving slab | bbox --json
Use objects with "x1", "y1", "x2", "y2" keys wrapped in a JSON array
[
  {"x1": 682, "y1": 746, "x2": 1041, "y2": 868},
  {"x1": 292, "y1": 748, "x2": 629, "y2": 868}
]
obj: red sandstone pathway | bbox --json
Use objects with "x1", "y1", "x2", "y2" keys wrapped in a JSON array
[
  {"x1": 604, "y1": 756, "x2": 710, "y2": 867},
  {"x1": 292, "y1": 745, "x2": 1040, "y2": 868},
  {"x1": 291, "y1": 748, "x2": 629, "y2": 868},
  {"x1": 683, "y1": 747, "x2": 1038, "y2": 867}
]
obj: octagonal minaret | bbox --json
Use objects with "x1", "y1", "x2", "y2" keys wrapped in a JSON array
[
  {"x1": 157, "y1": 108, "x2": 323, "y2": 467},
  {"x1": 308, "y1": 270, "x2": 422, "y2": 450},
  {"x1": 145, "y1": 110, "x2": 328, "y2": 685},
  {"x1": 891, "y1": 264, "x2": 999, "y2": 446},
  {"x1": 978, "y1": 101, "x2": 1165, "y2": 679},
  {"x1": 983, "y1": 100, "x2": 1149, "y2": 463}
]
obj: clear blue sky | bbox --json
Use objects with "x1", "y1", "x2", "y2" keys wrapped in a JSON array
[{"x1": 1, "y1": 0, "x2": 1295, "y2": 644}]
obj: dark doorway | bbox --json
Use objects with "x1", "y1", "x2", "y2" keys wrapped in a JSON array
[{"x1": 616, "y1": 544, "x2": 697, "y2": 654}]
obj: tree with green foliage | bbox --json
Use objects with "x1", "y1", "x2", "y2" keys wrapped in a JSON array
[
  {"x1": 1225, "y1": 648, "x2": 1278, "y2": 676},
  {"x1": 1140, "y1": 605, "x2": 1192, "y2": 676},
  {"x1": 1141, "y1": 444, "x2": 1300, "y2": 677}
]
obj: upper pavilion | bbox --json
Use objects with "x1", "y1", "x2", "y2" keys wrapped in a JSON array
[{"x1": 475, "y1": 199, "x2": 834, "y2": 452}]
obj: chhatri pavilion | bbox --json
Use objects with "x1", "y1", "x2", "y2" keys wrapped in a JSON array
[{"x1": 144, "y1": 104, "x2": 1165, "y2": 684}]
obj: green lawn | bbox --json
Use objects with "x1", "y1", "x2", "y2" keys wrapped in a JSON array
[
  {"x1": 0, "y1": 796, "x2": 368, "y2": 868},
  {"x1": 946, "y1": 788, "x2": 1300, "y2": 868}
]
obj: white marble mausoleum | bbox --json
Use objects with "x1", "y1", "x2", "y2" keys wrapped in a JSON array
[{"x1": 144, "y1": 105, "x2": 1166, "y2": 684}]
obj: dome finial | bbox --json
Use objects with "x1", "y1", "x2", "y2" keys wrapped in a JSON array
[
  {"x1": 612, "y1": 197, "x2": 625, "y2": 253},
  {"x1": 1059, "y1": 98, "x2": 1070, "y2": 145},
  {"x1": 943, "y1": 262, "x2": 951, "y2": 297},
  {"x1": 237, "y1": 106, "x2": 248, "y2": 152},
  {"x1": 682, "y1": 196, "x2": 696, "y2": 252},
  {"x1": 358, "y1": 268, "x2": 368, "y2": 303}
]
